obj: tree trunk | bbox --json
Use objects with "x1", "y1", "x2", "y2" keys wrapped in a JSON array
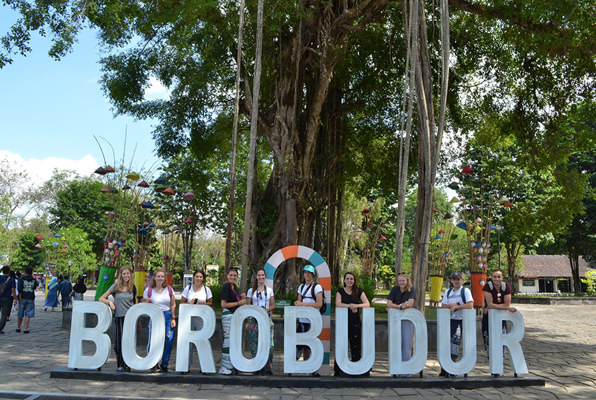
[{"x1": 568, "y1": 252, "x2": 581, "y2": 293}]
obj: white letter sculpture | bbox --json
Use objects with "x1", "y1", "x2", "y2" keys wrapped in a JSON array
[
  {"x1": 175, "y1": 304, "x2": 216, "y2": 373},
  {"x1": 436, "y1": 309, "x2": 476, "y2": 375},
  {"x1": 488, "y1": 310, "x2": 528, "y2": 375},
  {"x1": 122, "y1": 303, "x2": 165, "y2": 371},
  {"x1": 388, "y1": 308, "x2": 427, "y2": 376},
  {"x1": 335, "y1": 307, "x2": 375, "y2": 375},
  {"x1": 230, "y1": 305, "x2": 271, "y2": 372},
  {"x1": 284, "y1": 306, "x2": 323, "y2": 374},
  {"x1": 68, "y1": 301, "x2": 112, "y2": 370}
]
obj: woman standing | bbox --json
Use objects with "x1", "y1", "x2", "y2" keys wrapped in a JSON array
[
  {"x1": 219, "y1": 268, "x2": 247, "y2": 375},
  {"x1": 143, "y1": 269, "x2": 176, "y2": 372},
  {"x1": 99, "y1": 266, "x2": 136, "y2": 372},
  {"x1": 294, "y1": 265, "x2": 323, "y2": 366},
  {"x1": 73, "y1": 277, "x2": 87, "y2": 301},
  {"x1": 180, "y1": 269, "x2": 213, "y2": 372},
  {"x1": 245, "y1": 268, "x2": 275, "y2": 375},
  {"x1": 334, "y1": 272, "x2": 370, "y2": 376},
  {"x1": 44, "y1": 277, "x2": 59, "y2": 312},
  {"x1": 386, "y1": 273, "x2": 416, "y2": 374}
]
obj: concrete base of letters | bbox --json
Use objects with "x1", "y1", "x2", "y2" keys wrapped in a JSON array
[{"x1": 50, "y1": 367, "x2": 545, "y2": 389}]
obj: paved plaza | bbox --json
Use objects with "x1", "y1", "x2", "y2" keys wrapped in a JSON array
[{"x1": 0, "y1": 294, "x2": 594, "y2": 399}]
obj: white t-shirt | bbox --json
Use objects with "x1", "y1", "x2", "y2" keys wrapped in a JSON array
[
  {"x1": 298, "y1": 283, "x2": 322, "y2": 324},
  {"x1": 441, "y1": 286, "x2": 472, "y2": 320},
  {"x1": 247, "y1": 287, "x2": 274, "y2": 309},
  {"x1": 181, "y1": 285, "x2": 212, "y2": 304},
  {"x1": 143, "y1": 286, "x2": 173, "y2": 312}
]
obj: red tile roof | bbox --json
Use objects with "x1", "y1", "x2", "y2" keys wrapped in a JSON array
[{"x1": 520, "y1": 255, "x2": 591, "y2": 278}]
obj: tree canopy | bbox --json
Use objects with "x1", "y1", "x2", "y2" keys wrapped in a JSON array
[{"x1": 2, "y1": 0, "x2": 595, "y2": 292}]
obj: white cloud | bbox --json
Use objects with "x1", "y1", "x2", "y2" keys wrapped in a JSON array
[
  {"x1": 145, "y1": 76, "x2": 170, "y2": 100},
  {"x1": 0, "y1": 150, "x2": 99, "y2": 185}
]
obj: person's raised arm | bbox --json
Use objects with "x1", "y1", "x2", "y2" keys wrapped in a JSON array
[
  {"x1": 359, "y1": 291, "x2": 370, "y2": 308},
  {"x1": 335, "y1": 291, "x2": 348, "y2": 308},
  {"x1": 99, "y1": 289, "x2": 115, "y2": 311}
]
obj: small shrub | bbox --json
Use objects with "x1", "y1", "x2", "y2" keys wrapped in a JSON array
[{"x1": 210, "y1": 284, "x2": 222, "y2": 310}]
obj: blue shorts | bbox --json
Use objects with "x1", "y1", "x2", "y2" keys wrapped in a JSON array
[{"x1": 18, "y1": 298, "x2": 35, "y2": 318}]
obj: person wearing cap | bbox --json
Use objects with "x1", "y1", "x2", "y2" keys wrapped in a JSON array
[
  {"x1": 294, "y1": 264, "x2": 323, "y2": 365},
  {"x1": 439, "y1": 271, "x2": 474, "y2": 377}
]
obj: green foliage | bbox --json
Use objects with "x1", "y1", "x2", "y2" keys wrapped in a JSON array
[
  {"x1": 49, "y1": 178, "x2": 106, "y2": 259},
  {"x1": 359, "y1": 276, "x2": 376, "y2": 306},
  {"x1": 377, "y1": 265, "x2": 395, "y2": 289},
  {"x1": 9, "y1": 232, "x2": 43, "y2": 271},
  {"x1": 581, "y1": 270, "x2": 596, "y2": 296},
  {"x1": 54, "y1": 226, "x2": 96, "y2": 279},
  {"x1": 209, "y1": 284, "x2": 222, "y2": 310}
]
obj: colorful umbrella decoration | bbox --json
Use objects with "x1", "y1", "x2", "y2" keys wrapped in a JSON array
[
  {"x1": 461, "y1": 165, "x2": 474, "y2": 174},
  {"x1": 162, "y1": 187, "x2": 175, "y2": 196},
  {"x1": 126, "y1": 172, "x2": 140, "y2": 181},
  {"x1": 183, "y1": 192, "x2": 197, "y2": 201}
]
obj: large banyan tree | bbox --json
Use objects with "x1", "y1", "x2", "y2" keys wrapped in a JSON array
[{"x1": 3, "y1": 0, "x2": 594, "y2": 302}]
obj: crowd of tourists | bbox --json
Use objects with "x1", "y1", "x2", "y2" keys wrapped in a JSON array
[
  {"x1": 0, "y1": 265, "x2": 87, "y2": 334},
  {"x1": 0, "y1": 263, "x2": 516, "y2": 377}
]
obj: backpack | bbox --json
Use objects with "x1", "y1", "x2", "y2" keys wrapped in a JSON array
[
  {"x1": 446, "y1": 286, "x2": 471, "y2": 304},
  {"x1": 0, "y1": 277, "x2": 12, "y2": 297},
  {"x1": 300, "y1": 283, "x2": 327, "y2": 314},
  {"x1": 148, "y1": 285, "x2": 173, "y2": 298},
  {"x1": 483, "y1": 281, "x2": 510, "y2": 308}
]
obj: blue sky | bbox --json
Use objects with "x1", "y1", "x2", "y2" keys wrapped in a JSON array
[{"x1": 0, "y1": 6, "x2": 165, "y2": 183}]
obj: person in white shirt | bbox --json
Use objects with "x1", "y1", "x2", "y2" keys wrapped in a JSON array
[
  {"x1": 439, "y1": 271, "x2": 474, "y2": 377},
  {"x1": 294, "y1": 265, "x2": 323, "y2": 365},
  {"x1": 245, "y1": 268, "x2": 275, "y2": 375},
  {"x1": 180, "y1": 269, "x2": 212, "y2": 373},
  {"x1": 142, "y1": 269, "x2": 176, "y2": 373}
]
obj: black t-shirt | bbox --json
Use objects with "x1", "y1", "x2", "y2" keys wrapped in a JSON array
[
  {"x1": 18, "y1": 275, "x2": 39, "y2": 300},
  {"x1": 221, "y1": 282, "x2": 241, "y2": 313},
  {"x1": 387, "y1": 286, "x2": 416, "y2": 306},
  {"x1": 337, "y1": 287, "x2": 364, "y2": 323}
]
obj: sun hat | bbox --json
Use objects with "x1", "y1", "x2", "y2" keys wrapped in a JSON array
[{"x1": 303, "y1": 265, "x2": 316, "y2": 275}]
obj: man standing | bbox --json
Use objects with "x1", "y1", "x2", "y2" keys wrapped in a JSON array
[
  {"x1": 16, "y1": 267, "x2": 39, "y2": 334},
  {"x1": 59, "y1": 275, "x2": 73, "y2": 309},
  {"x1": 439, "y1": 271, "x2": 474, "y2": 376},
  {"x1": 482, "y1": 268, "x2": 516, "y2": 352},
  {"x1": 0, "y1": 265, "x2": 17, "y2": 334}
]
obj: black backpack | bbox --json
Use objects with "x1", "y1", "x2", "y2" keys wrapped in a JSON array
[
  {"x1": 300, "y1": 283, "x2": 327, "y2": 314},
  {"x1": 0, "y1": 277, "x2": 12, "y2": 297}
]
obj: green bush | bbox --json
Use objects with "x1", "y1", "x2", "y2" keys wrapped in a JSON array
[
  {"x1": 359, "y1": 276, "x2": 376, "y2": 304},
  {"x1": 210, "y1": 284, "x2": 222, "y2": 310}
]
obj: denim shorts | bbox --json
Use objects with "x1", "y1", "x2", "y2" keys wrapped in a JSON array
[{"x1": 18, "y1": 298, "x2": 35, "y2": 318}]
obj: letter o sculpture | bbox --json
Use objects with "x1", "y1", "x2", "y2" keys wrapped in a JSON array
[{"x1": 264, "y1": 245, "x2": 331, "y2": 375}]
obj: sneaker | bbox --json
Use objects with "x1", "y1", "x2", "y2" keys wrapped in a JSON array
[
  {"x1": 15, "y1": 329, "x2": 21, "y2": 333},
  {"x1": 160, "y1": 366, "x2": 168, "y2": 373},
  {"x1": 117, "y1": 367, "x2": 124, "y2": 372},
  {"x1": 24, "y1": 330, "x2": 30, "y2": 334},
  {"x1": 218, "y1": 367, "x2": 233, "y2": 375}
]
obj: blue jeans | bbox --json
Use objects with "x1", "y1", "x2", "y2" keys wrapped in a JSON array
[{"x1": 148, "y1": 310, "x2": 174, "y2": 368}]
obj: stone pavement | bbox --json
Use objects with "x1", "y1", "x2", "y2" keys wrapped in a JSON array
[{"x1": 0, "y1": 293, "x2": 594, "y2": 399}]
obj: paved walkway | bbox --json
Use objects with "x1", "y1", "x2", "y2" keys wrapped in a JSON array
[{"x1": 0, "y1": 293, "x2": 594, "y2": 399}]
